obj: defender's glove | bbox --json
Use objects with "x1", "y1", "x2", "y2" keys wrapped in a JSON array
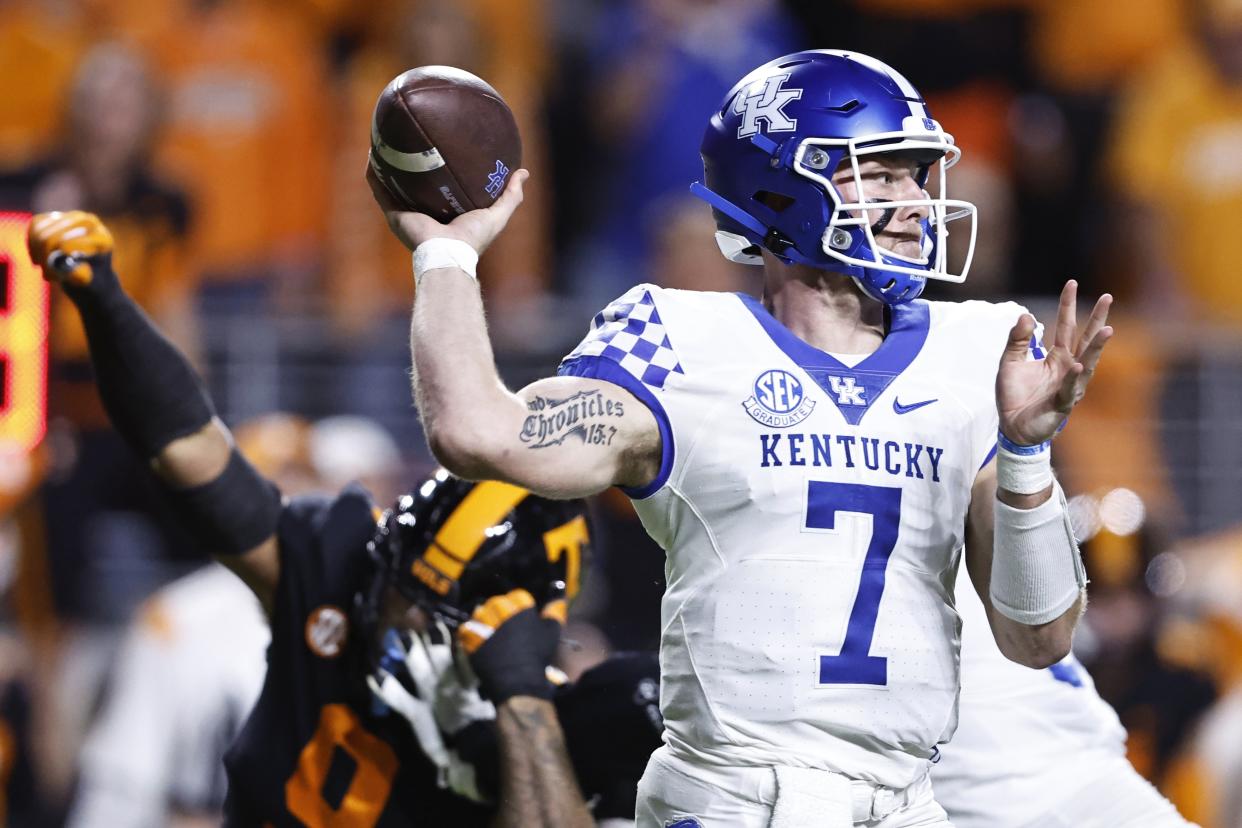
[
  {"x1": 27, "y1": 211, "x2": 115, "y2": 289},
  {"x1": 367, "y1": 625, "x2": 495, "y2": 803},
  {"x1": 457, "y1": 588, "x2": 566, "y2": 705}
]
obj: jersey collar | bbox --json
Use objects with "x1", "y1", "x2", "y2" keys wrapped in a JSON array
[{"x1": 734, "y1": 293, "x2": 931, "y2": 426}]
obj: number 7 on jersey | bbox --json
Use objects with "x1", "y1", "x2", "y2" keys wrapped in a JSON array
[{"x1": 805, "y1": 481, "x2": 903, "y2": 686}]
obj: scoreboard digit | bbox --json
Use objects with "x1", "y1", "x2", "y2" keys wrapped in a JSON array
[{"x1": 0, "y1": 212, "x2": 49, "y2": 453}]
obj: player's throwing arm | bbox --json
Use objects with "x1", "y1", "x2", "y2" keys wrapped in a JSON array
[{"x1": 365, "y1": 165, "x2": 661, "y2": 500}]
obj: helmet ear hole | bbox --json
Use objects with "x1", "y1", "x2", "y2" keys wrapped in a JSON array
[{"x1": 753, "y1": 190, "x2": 796, "y2": 213}]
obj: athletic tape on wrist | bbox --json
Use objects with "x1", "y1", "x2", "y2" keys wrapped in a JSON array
[
  {"x1": 990, "y1": 478, "x2": 1087, "y2": 625},
  {"x1": 996, "y1": 430, "x2": 1053, "y2": 495},
  {"x1": 413, "y1": 238, "x2": 479, "y2": 283}
]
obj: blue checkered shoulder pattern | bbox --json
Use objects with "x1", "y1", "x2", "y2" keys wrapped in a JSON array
[{"x1": 564, "y1": 288, "x2": 685, "y2": 389}]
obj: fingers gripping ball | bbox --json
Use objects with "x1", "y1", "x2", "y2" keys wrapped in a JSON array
[
  {"x1": 457, "y1": 589, "x2": 563, "y2": 704},
  {"x1": 369, "y1": 65, "x2": 522, "y2": 222},
  {"x1": 27, "y1": 211, "x2": 114, "y2": 287}
]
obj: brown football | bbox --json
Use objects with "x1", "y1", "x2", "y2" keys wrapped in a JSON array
[{"x1": 369, "y1": 66, "x2": 522, "y2": 222}]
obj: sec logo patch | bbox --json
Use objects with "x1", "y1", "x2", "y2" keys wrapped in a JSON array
[
  {"x1": 305, "y1": 605, "x2": 349, "y2": 658},
  {"x1": 743, "y1": 369, "x2": 815, "y2": 427}
]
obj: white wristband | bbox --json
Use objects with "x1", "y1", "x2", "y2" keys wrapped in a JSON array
[
  {"x1": 412, "y1": 238, "x2": 479, "y2": 283},
  {"x1": 995, "y1": 431, "x2": 1053, "y2": 495}
]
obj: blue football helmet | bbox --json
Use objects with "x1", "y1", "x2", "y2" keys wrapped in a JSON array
[{"x1": 692, "y1": 49, "x2": 977, "y2": 304}]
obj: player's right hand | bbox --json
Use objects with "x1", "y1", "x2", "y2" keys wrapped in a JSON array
[
  {"x1": 457, "y1": 588, "x2": 564, "y2": 704},
  {"x1": 365, "y1": 159, "x2": 527, "y2": 257},
  {"x1": 27, "y1": 211, "x2": 115, "y2": 288}
]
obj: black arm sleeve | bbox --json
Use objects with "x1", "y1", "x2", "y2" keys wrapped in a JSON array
[
  {"x1": 64, "y1": 254, "x2": 215, "y2": 458},
  {"x1": 161, "y1": 449, "x2": 283, "y2": 556},
  {"x1": 67, "y1": 255, "x2": 281, "y2": 555}
]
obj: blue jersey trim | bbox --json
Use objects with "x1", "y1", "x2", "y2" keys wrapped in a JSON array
[
  {"x1": 1048, "y1": 659, "x2": 1084, "y2": 688},
  {"x1": 558, "y1": 356, "x2": 674, "y2": 499},
  {"x1": 733, "y1": 293, "x2": 931, "y2": 426},
  {"x1": 979, "y1": 442, "x2": 998, "y2": 471}
]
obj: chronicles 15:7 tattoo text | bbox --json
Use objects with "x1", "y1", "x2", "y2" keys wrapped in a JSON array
[{"x1": 520, "y1": 390, "x2": 624, "y2": 449}]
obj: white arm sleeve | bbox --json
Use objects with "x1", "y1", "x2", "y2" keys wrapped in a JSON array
[{"x1": 989, "y1": 479, "x2": 1087, "y2": 625}]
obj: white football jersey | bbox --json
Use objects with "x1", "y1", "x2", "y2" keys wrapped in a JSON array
[
  {"x1": 931, "y1": 563, "x2": 1128, "y2": 827},
  {"x1": 560, "y1": 285, "x2": 1038, "y2": 789}
]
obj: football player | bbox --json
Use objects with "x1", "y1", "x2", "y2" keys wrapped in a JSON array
[
  {"x1": 26, "y1": 210, "x2": 661, "y2": 827},
  {"x1": 369, "y1": 49, "x2": 1114, "y2": 826},
  {"x1": 933, "y1": 563, "x2": 1195, "y2": 827},
  {"x1": 67, "y1": 563, "x2": 269, "y2": 828}
]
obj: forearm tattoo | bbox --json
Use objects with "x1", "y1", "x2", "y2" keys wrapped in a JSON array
[
  {"x1": 520, "y1": 390, "x2": 624, "y2": 449},
  {"x1": 494, "y1": 698, "x2": 591, "y2": 828}
]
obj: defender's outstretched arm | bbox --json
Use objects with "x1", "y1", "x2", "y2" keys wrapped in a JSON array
[{"x1": 28, "y1": 212, "x2": 282, "y2": 609}]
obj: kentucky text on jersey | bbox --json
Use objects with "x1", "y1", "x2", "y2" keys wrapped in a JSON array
[{"x1": 759, "y1": 432, "x2": 945, "y2": 481}]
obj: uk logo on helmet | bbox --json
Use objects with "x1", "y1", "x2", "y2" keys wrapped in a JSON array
[{"x1": 733, "y1": 74, "x2": 803, "y2": 139}]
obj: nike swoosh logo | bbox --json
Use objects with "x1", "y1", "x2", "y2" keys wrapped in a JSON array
[{"x1": 893, "y1": 397, "x2": 938, "y2": 415}]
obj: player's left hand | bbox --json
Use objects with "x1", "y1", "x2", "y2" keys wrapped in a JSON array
[{"x1": 996, "y1": 280, "x2": 1113, "y2": 446}]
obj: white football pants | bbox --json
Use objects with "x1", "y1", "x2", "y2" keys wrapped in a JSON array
[
  {"x1": 636, "y1": 745, "x2": 953, "y2": 828},
  {"x1": 1014, "y1": 754, "x2": 1197, "y2": 828}
]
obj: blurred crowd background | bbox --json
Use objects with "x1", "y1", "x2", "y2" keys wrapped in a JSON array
[{"x1": 2, "y1": 0, "x2": 1242, "y2": 824}]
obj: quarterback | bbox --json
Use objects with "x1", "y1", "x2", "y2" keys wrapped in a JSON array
[{"x1": 371, "y1": 50, "x2": 1113, "y2": 827}]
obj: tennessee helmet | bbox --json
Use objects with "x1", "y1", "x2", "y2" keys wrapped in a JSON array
[
  {"x1": 692, "y1": 49, "x2": 977, "y2": 305},
  {"x1": 356, "y1": 470, "x2": 590, "y2": 657}
]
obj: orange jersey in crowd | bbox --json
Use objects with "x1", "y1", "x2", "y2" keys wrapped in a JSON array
[
  {"x1": 0, "y1": 2, "x2": 89, "y2": 167},
  {"x1": 1109, "y1": 42, "x2": 1242, "y2": 324},
  {"x1": 106, "y1": 0, "x2": 333, "y2": 278},
  {"x1": 327, "y1": 0, "x2": 553, "y2": 335},
  {"x1": 1025, "y1": 0, "x2": 1184, "y2": 92}
]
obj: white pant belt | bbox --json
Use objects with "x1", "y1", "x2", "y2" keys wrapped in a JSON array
[
  {"x1": 851, "y1": 776, "x2": 914, "y2": 822},
  {"x1": 769, "y1": 765, "x2": 918, "y2": 827}
]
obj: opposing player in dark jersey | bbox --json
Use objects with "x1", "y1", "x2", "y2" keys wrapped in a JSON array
[
  {"x1": 27, "y1": 210, "x2": 662, "y2": 826},
  {"x1": 221, "y1": 472, "x2": 591, "y2": 827}
]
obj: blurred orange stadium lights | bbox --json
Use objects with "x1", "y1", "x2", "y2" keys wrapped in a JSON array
[{"x1": 0, "y1": 211, "x2": 49, "y2": 459}]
